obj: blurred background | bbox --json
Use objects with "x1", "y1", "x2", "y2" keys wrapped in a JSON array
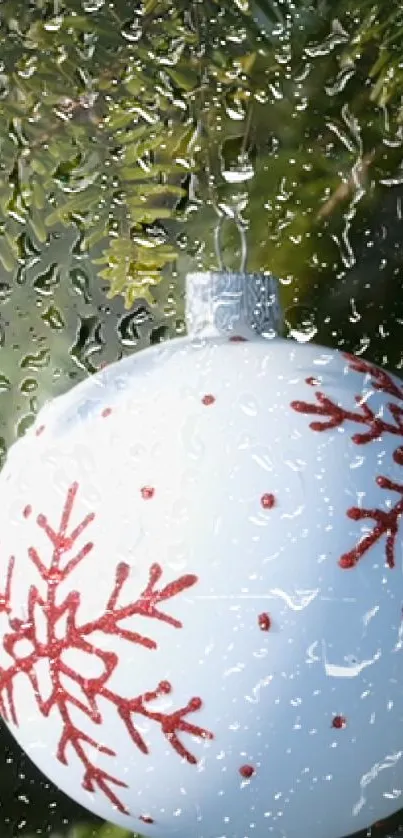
[{"x1": 0, "y1": 1, "x2": 403, "y2": 836}]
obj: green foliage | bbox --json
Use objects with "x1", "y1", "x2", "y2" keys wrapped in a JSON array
[
  {"x1": 22, "y1": 823, "x2": 133, "y2": 838},
  {"x1": 94, "y1": 234, "x2": 177, "y2": 306},
  {"x1": 70, "y1": 823, "x2": 133, "y2": 838},
  {"x1": 0, "y1": 0, "x2": 403, "y2": 307},
  {"x1": 0, "y1": 0, "x2": 195, "y2": 303}
]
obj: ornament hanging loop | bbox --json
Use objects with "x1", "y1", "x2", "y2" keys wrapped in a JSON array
[
  {"x1": 186, "y1": 202, "x2": 283, "y2": 341},
  {"x1": 214, "y1": 210, "x2": 248, "y2": 274}
]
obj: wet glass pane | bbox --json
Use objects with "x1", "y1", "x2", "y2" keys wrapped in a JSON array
[{"x1": 0, "y1": 1, "x2": 402, "y2": 837}]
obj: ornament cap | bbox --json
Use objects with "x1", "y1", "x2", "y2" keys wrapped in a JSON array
[{"x1": 185, "y1": 271, "x2": 283, "y2": 340}]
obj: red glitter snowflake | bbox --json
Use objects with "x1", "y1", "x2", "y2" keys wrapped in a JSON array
[
  {"x1": 0, "y1": 482, "x2": 213, "y2": 816},
  {"x1": 291, "y1": 353, "x2": 403, "y2": 569}
]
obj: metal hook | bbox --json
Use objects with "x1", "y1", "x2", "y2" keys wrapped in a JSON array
[{"x1": 214, "y1": 212, "x2": 248, "y2": 274}]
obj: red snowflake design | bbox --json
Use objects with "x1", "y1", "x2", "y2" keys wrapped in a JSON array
[
  {"x1": 0, "y1": 482, "x2": 213, "y2": 815},
  {"x1": 291, "y1": 353, "x2": 403, "y2": 569}
]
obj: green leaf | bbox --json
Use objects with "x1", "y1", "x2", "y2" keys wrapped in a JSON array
[
  {"x1": 30, "y1": 153, "x2": 57, "y2": 177},
  {"x1": 82, "y1": 221, "x2": 108, "y2": 250},
  {"x1": 70, "y1": 824, "x2": 131, "y2": 838},
  {"x1": 106, "y1": 109, "x2": 144, "y2": 131},
  {"x1": 45, "y1": 188, "x2": 102, "y2": 225},
  {"x1": 119, "y1": 163, "x2": 190, "y2": 181},
  {"x1": 47, "y1": 140, "x2": 76, "y2": 162},
  {"x1": 95, "y1": 234, "x2": 178, "y2": 307},
  {"x1": 123, "y1": 134, "x2": 166, "y2": 163},
  {"x1": 29, "y1": 207, "x2": 47, "y2": 242},
  {"x1": 124, "y1": 76, "x2": 148, "y2": 96},
  {"x1": 369, "y1": 48, "x2": 390, "y2": 78},
  {"x1": 31, "y1": 179, "x2": 46, "y2": 210},
  {"x1": 131, "y1": 183, "x2": 185, "y2": 198},
  {"x1": 144, "y1": 0, "x2": 161, "y2": 13},
  {"x1": 166, "y1": 66, "x2": 199, "y2": 91},
  {"x1": 127, "y1": 204, "x2": 177, "y2": 223},
  {"x1": 0, "y1": 185, "x2": 13, "y2": 214},
  {"x1": 97, "y1": 825, "x2": 132, "y2": 838},
  {"x1": 118, "y1": 125, "x2": 150, "y2": 145}
]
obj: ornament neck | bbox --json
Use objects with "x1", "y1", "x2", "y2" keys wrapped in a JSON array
[{"x1": 185, "y1": 271, "x2": 283, "y2": 340}]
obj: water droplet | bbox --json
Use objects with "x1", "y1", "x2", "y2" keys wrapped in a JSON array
[
  {"x1": 83, "y1": 0, "x2": 105, "y2": 10},
  {"x1": 238, "y1": 394, "x2": 259, "y2": 417},
  {"x1": 222, "y1": 163, "x2": 255, "y2": 183}
]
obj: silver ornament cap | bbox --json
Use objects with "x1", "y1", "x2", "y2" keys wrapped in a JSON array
[{"x1": 185, "y1": 271, "x2": 283, "y2": 340}]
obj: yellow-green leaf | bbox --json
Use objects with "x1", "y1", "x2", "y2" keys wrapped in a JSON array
[
  {"x1": 29, "y1": 207, "x2": 47, "y2": 242},
  {"x1": 0, "y1": 235, "x2": 17, "y2": 272},
  {"x1": 31, "y1": 179, "x2": 46, "y2": 210},
  {"x1": 45, "y1": 189, "x2": 102, "y2": 225}
]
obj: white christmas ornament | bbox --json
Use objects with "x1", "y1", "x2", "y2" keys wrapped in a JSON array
[{"x1": 0, "y1": 271, "x2": 402, "y2": 838}]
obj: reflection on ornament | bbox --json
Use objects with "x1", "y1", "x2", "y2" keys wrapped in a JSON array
[{"x1": 0, "y1": 270, "x2": 401, "y2": 838}]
